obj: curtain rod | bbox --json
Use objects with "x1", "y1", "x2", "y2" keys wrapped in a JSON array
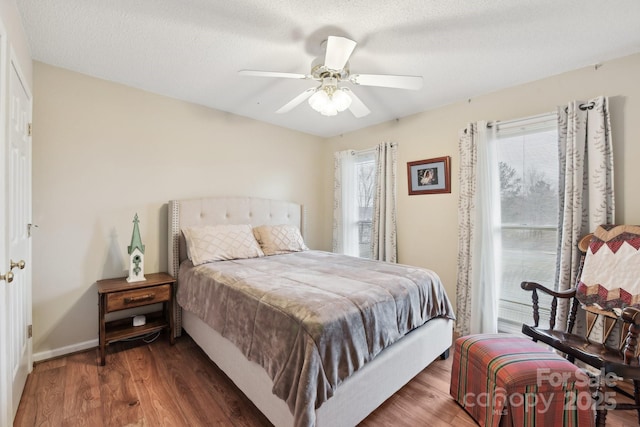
[
  {"x1": 487, "y1": 111, "x2": 557, "y2": 129},
  {"x1": 463, "y1": 111, "x2": 554, "y2": 134},
  {"x1": 352, "y1": 142, "x2": 397, "y2": 156},
  {"x1": 484, "y1": 101, "x2": 594, "y2": 129},
  {"x1": 462, "y1": 101, "x2": 594, "y2": 134},
  {"x1": 464, "y1": 100, "x2": 598, "y2": 133},
  {"x1": 357, "y1": 147, "x2": 376, "y2": 154}
]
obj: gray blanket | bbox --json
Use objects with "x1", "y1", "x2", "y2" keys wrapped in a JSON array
[{"x1": 176, "y1": 250, "x2": 455, "y2": 427}]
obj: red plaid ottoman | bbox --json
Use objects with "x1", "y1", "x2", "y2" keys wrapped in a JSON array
[{"x1": 450, "y1": 334, "x2": 594, "y2": 427}]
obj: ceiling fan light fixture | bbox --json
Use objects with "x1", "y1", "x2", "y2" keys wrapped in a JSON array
[
  {"x1": 332, "y1": 89, "x2": 352, "y2": 112},
  {"x1": 308, "y1": 85, "x2": 352, "y2": 116},
  {"x1": 308, "y1": 89, "x2": 337, "y2": 116}
]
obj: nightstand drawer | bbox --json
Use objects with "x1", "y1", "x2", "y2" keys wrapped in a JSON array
[{"x1": 106, "y1": 284, "x2": 171, "y2": 312}]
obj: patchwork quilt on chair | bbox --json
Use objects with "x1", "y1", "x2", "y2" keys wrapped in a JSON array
[{"x1": 576, "y1": 224, "x2": 640, "y2": 314}]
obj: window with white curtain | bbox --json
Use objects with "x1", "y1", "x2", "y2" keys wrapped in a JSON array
[
  {"x1": 355, "y1": 151, "x2": 376, "y2": 258},
  {"x1": 494, "y1": 113, "x2": 559, "y2": 333},
  {"x1": 334, "y1": 149, "x2": 376, "y2": 258}
]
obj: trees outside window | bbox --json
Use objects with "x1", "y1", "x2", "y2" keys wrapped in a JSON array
[
  {"x1": 495, "y1": 120, "x2": 558, "y2": 333},
  {"x1": 356, "y1": 152, "x2": 375, "y2": 258}
]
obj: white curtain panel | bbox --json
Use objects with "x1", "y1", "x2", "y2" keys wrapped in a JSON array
[
  {"x1": 455, "y1": 121, "x2": 500, "y2": 336},
  {"x1": 555, "y1": 96, "x2": 615, "y2": 329},
  {"x1": 371, "y1": 142, "x2": 398, "y2": 263},
  {"x1": 332, "y1": 149, "x2": 359, "y2": 256}
]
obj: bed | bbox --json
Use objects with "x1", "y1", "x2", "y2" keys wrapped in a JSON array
[{"x1": 168, "y1": 196, "x2": 455, "y2": 427}]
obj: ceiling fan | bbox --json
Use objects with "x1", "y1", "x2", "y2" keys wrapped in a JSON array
[{"x1": 239, "y1": 36, "x2": 423, "y2": 118}]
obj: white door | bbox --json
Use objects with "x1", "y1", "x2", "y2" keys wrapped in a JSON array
[
  {"x1": 0, "y1": 58, "x2": 32, "y2": 424},
  {"x1": 0, "y1": 33, "x2": 6, "y2": 425}
]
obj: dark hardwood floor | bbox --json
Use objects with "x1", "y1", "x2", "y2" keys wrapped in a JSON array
[{"x1": 14, "y1": 333, "x2": 639, "y2": 426}]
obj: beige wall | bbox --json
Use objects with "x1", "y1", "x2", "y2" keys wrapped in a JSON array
[
  {"x1": 32, "y1": 62, "x2": 328, "y2": 357},
  {"x1": 326, "y1": 52, "x2": 640, "y2": 307},
  {"x1": 33, "y1": 52, "x2": 640, "y2": 358}
]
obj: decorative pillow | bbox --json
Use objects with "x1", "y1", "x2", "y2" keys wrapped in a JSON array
[
  {"x1": 576, "y1": 224, "x2": 640, "y2": 311},
  {"x1": 253, "y1": 224, "x2": 308, "y2": 256},
  {"x1": 182, "y1": 224, "x2": 264, "y2": 265}
]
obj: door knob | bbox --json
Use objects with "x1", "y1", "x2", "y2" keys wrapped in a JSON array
[
  {"x1": 10, "y1": 259, "x2": 26, "y2": 270},
  {"x1": 1, "y1": 259, "x2": 25, "y2": 283},
  {"x1": 0, "y1": 271, "x2": 14, "y2": 283}
]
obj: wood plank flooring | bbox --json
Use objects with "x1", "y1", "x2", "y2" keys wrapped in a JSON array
[{"x1": 14, "y1": 333, "x2": 639, "y2": 426}]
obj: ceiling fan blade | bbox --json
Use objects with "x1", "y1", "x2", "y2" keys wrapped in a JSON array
[
  {"x1": 276, "y1": 88, "x2": 316, "y2": 114},
  {"x1": 239, "y1": 70, "x2": 309, "y2": 79},
  {"x1": 324, "y1": 36, "x2": 357, "y2": 71},
  {"x1": 349, "y1": 74, "x2": 423, "y2": 90},
  {"x1": 342, "y1": 88, "x2": 370, "y2": 118}
]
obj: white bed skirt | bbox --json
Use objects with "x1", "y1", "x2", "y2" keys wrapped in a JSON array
[{"x1": 183, "y1": 310, "x2": 453, "y2": 427}]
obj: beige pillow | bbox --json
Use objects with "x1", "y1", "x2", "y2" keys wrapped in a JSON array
[
  {"x1": 253, "y1": 224, "x2": 308, "y2": 256},
  {"x1": 182, "y1": 224, "x2": 264, "y2": 265}
]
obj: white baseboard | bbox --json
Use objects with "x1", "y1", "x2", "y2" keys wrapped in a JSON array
[{"x1": 33, "y1": 338, "x2": 98, "y2": 362}]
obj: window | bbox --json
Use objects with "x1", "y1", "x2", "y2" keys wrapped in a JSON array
[
  {"x1": 333, "y1": 149, "x2": 376, "y2": 259},
  {"x1": 494, "y1": 113, "x2": 559, "y2": 333},
  {"x1": 355, "y1": 151, "x2": 375, "y2": 258},
  {"x1": 335, "y1": 143, "x2": 398, "y2": 262}
]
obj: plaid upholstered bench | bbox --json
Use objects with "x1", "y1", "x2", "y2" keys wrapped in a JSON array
[{"x1": 450, "y1": 334, "x2": 594, "y2": 427}]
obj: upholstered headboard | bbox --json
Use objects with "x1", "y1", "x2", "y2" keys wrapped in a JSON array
[{"x1": 167, "y1": 196, "x2": 305, "y2": 336}]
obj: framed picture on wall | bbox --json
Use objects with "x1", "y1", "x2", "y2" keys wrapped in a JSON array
[{"x1": 407, "y1": 156, "x2": 451, "y2": 195}]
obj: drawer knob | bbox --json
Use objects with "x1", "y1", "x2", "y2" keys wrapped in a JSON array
[{"x1": 124, "y1": 293, "x2": 155, "y2": 304}]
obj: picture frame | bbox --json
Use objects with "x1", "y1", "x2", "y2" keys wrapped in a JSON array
[{"x1": 407, "y1": 156, "x2": 451, "y2": 195}]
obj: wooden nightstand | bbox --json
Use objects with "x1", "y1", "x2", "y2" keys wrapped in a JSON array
[{"x1": 97, "y1": 272, "x2": 175, "y2": 365}]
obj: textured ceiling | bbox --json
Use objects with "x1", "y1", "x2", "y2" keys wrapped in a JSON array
[{"x1": 16, "y1": 0, "x2": 640, "y2": 137}]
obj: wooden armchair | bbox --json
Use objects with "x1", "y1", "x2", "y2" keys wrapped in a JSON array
[{"x1": 521, "y1": 225, "x2": 640, "y2": 426}]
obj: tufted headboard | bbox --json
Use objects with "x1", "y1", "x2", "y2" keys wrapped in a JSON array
[{"x1": 167, "y1": 196, "x2": 305, "y2": 336}]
